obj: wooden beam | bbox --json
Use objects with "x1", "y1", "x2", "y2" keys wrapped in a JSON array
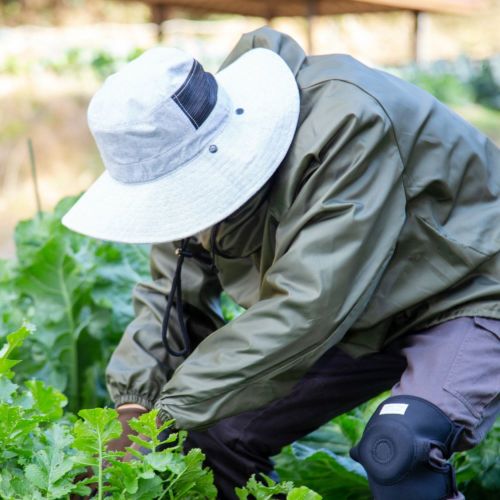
[
  {"x1": 411, "y1": 10, "x2": 422, "y2": 62},
  {"x1": 306, "y1": 0, "x2": 316, "y2": 54},
  {"x1": 151, "y1": 3, "x2": 170, "y2": 42}
]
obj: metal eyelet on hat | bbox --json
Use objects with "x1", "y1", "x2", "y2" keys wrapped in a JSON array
[
  {"x1": 235, "y1": 108, "x2": 245, "y2": 115},
  {"x1": 209, "y1": 144, "x2": 218, "y2": 153}
]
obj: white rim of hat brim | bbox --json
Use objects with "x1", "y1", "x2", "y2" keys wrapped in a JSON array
[{"x1": 62, "y1": 48, "x2": 300, "y2": 244}]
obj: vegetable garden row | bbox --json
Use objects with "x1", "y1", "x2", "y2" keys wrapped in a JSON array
[{"x1": 0, "y1": 198, "x2": 498, "y2": 499}]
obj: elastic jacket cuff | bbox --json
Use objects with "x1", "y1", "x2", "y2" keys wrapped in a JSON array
[
  {"x1": 154, "y1": 404, "x2": 175, "y2": 427},
  {"x1": 113, "y1": 394, "x2": 155, "y2": 410}
]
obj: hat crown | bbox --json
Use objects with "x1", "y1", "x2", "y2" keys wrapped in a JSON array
[{"x1": 88, "y1": 48, "x2": 231, "y2": 183}]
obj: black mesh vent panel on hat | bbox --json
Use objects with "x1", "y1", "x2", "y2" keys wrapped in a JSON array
[{"x1": 172, "y1": 60, "x2": 218, "y2": 129}]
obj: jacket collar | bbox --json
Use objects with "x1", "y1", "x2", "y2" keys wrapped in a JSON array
[{"x1": 198, "y1": 177, "x2": 273, "y2": 259}]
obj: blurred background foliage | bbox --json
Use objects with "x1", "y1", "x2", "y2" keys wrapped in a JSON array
[{"x1": 1, "y1": 2, "x2": 499, "y2": 260}]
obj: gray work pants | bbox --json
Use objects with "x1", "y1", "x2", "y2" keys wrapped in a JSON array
[{"x1": 186, "y1": 316, "x2": 500, "y2": 499}]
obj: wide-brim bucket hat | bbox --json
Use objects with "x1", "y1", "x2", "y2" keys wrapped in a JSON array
[{"x1": 62, "y1": 46, "x2": 300, "y2": 243}]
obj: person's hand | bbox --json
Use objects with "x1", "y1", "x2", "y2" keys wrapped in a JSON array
[
  {"x1": 122, "y1": 412, "x2": 171, "y2": 462},
  {"x1": 107, "y1": 403, "x2": 149, "y2": 453}
]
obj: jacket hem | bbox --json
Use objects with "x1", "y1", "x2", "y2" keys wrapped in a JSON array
[
  {"x1": 113, "y1": 394, "x2": 155, "y2": 410},
  {"x1": 339, "y1": 302, "x2": 500, "y2": 359},
  {"x1": 417, "y1": 303, "x2": 500, "y2": 330}
]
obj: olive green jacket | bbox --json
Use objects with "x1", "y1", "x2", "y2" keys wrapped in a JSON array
[{"x1": 106, "y1": 27, "x2": 500, "y2": 430}]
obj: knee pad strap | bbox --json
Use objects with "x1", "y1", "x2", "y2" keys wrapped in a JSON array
[{"x1": 350, "y1": 395, "x2": 463, "y2": 500}]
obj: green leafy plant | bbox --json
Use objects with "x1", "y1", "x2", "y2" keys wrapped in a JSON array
[
  {"x1": 70, "y1": 408, "x2": 219, "y2": 500},
  {"x1": 0, "y1": 323, "x2": 32, "y2": 378},
  {"x1": 0, "y1": 326, "x2": 86, "y2": 499},
  {"x1": 469, "y1": 60, "x2": 500, "y2": 110},
  {"x1": 452, "y1": 418, "x2": 500, "y2": 499},
  {"x1": 0, "y1": 197, "x2": 151, "y2": 412},
  {"x1": 0, "y1": 327, "x2": 316, "y2": 499},
  {"x1": 0, "y1": 197, "x2": 250, "y2": 414},
  {"x1": 236, "y1": 474, "x2": 321, "y2": 500},
  {"x1": 0, "y1": 326, "x2": 219, "y2": 499}
]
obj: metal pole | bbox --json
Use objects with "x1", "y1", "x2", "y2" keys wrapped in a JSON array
[{"x1": 151, "y1": 3, "x2": 170, "y2": 43}]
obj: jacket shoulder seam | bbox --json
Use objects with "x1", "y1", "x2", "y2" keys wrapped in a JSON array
[{"x1": 301, "y1": 78, "x2": 407, "y2": 178}]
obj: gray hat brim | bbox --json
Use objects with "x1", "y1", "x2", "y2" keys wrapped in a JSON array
[{"x1": 62, "y1": 49, "x2": 300, "y2": 244}]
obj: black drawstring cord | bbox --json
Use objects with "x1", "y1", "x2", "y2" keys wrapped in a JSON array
[
  {"x1": 210, "y1": 223, "x2": 220, "y2": 269},
  {"x1": 161, "y1": 238, "x2": 192, "y2": 357},
  {"x1": 209, "y1": 222, "x2": 236, "y2": 261}
]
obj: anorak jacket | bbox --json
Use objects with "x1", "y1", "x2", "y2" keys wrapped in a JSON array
[{"x1": 106, "y1": 27, "x2": 500, "y2": 430}]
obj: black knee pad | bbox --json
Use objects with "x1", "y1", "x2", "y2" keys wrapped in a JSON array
[{"x1": 350, "y1": 395, "x2": 463, "y2": 500}]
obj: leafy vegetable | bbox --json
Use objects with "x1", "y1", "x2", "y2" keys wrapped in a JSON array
[
  {"x1": 274, "y1": 444, "x2": 370, "y2": 500},
  {"x1": 24, "y1": 426, "x2": 77, "y2": 500},
  {"x1": 0, "y1": 198, "x2": 249, "y2": 413},
  {"x1": 0, "y1": 329, "x2": 312, "y2": 499},
  {"x1": 72, "y1": 408, "x2": 122, "y2": 498},
  {"x1": 236, "y1": 474, "x2": 321, "y2": 500},
  {"x1": 0, "y1": 324, "x2": 32, "y2": 378},
  {"x1": 0, "y1": 197, "x2": 150, "y2": 411},
  {"x1": 453, "y1": 417, "x2": 500, "y2": 498}
]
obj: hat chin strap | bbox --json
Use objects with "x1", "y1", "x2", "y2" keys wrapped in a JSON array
[{"x1": 161, "y1": 238, "x2": 193, "y2": 357}]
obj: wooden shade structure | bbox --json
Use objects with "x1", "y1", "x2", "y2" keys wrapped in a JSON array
[{"x1": 138, "y1": 0, "x2": 483, "y2": 58}]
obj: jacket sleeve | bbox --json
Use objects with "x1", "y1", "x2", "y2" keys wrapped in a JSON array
[
  {"x1": 105, "y1": 239, "x2": 224, "y2": 409},
  {"x1": 154, "y1": 98, "x2": 407, "y2": 430}
]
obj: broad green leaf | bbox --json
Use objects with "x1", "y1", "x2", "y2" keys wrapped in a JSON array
[
  {"x1": 4, "y1": 422, "x2": 75, "y2": 498},
  {"x1": 331, "y1": 414, "x2": 365, "y2": 447},
  {"x1": 453, "y1": 417, "x2": 500, "y2": 495},
  {"x1": 0, "y1": 377, "x2": 18, "y2": 402},
  {"x1": 90, "y1": 242, "x2": 150, "y2": 334},
  {"x1": 73, "y1": 408, "x2": 122, "y2": 456},
  {"x1": 24, "y1": 447, "x2": 75, "y2": 498},
  {"x1": 145, "y1": 451, "x2": 185, "y2": 474},
  {"x1": 73, "y1": 408, "x2": 122, "y2": 499},
  {"x1": 104, "y1": 460, "x2": 138, "y2": 495},
  {"x1": 14, "y1": 235, "x2": 91, "y2": 411},
  {"x1": 3, "y1": 197, "x2": 150, "y2": 412},
  {"x1": 297, "y1": 421, "x2": 351, "y2": 455},
  {"x1": 25, "y1": 379, "x2": 67, "y2": 421},
  {"x1": 133, "y1": 475, "x2": 163, "y2": 500},
  {"x1": 0, "y1": 325, "x2": 32, "y2": 378},
  {"x1": 288, "y1": 486, "x2": 322, "y2": 500},
  {"x1": 161, "y1": 448, "x2": 217, "y2": 499},
  {"x1": 70, "y1": 482, "x2": 93, "y2": 497},
  {"x1": 0, "y1": 403, "x2": 37, "y2": 451},
  {"x1": 0, "y1": 466, "x2": 33, "y2": 499},
  {"x1": 43, "y1": 423, "x2": 74, "y2": 452},
  {"x1": 274, "y1": 444, "x2": 370, "y2": 500}
]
